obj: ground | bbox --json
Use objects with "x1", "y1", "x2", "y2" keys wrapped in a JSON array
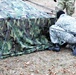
[{"x1": 0, "y1": 0, "x2": 76, "y2": 75}]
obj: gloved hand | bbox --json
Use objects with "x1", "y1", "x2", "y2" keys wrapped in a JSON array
[{"x1": 54, "y1": 0, "x2": 57, "y2": 2}]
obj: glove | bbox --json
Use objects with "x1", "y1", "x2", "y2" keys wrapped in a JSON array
[{"x1": 54, "y1": 0, "x2": 57, "y2": 2}]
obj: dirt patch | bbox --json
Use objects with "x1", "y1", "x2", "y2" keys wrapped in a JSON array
[
  {"x1": 0, "y1": 48, "x2": 76, "y2": 75},
  {"x1": 0, "y1": 0, "x2": 76, "y2": 75}
]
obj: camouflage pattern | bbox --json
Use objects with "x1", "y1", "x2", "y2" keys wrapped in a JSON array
[
  {"x1": 0, "y1": 0, "x2": 55, "y2": 59},
  {"x1": 55, "y1": 0, "x2": 75, "y2": 16},
  {"x1": 49, "y1": 14, "x2": 76, "y2": 45}
]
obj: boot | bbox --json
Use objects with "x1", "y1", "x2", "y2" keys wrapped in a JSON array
[
  {"x1": 48, "y1": 44, "x2": 60, "y2": 52},
  {"x1": 71, "y1": 44, "x2": 76, "y2": 56}
]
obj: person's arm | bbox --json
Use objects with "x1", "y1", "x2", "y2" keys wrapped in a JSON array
[{"x1": 54, "y1": 0, "x2": 57, "y2": 2}]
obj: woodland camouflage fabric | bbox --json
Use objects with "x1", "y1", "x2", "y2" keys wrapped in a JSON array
[{"x1": 0, "y1": 0, "x2": 55, "y2": 58}]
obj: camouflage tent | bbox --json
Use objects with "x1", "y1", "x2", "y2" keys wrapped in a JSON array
[{"x1": 0, "y1": 0, "x2": 55, "y2": 58}]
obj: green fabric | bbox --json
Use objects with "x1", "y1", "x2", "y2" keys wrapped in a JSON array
[
  {"x1": 0, "y1": 18, "x2": 55, "y2": 59},
  {"x1": 0, "y1": 0, "x2": 55, "y2": 59}
]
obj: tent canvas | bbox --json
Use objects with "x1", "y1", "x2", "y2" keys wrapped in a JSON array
[{"x1": 0, "y1": 0, "x2": 55, "y2": 58}]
